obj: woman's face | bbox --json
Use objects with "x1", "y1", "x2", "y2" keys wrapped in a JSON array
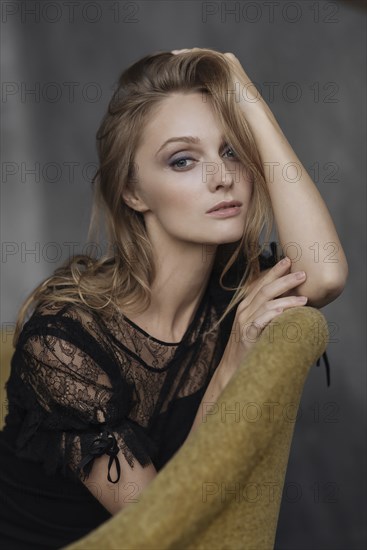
[{"x1": 124, "y1": 91, "x2": 253, "y2": 250}]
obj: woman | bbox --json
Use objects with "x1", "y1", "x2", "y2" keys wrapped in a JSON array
[{"x1": 0, "y1": 48, "x2": 348, "y2": 549}]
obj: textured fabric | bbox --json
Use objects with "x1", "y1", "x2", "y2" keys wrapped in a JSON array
[
  {"x1": 0, "y1": 256, "x2": 238, "y2": 548},
  {"x1": 3, "y1": 274, "x2": 225, "y2": 484},
  {"x1": 62, "y1": 305, "x2": 330, "y2": 550},
  {"x1": 0, "y1": 242, "x2": 329, "y2": 548},
  {"x1": 0, "y1": 268, "x2": 229, "y2": 549}
]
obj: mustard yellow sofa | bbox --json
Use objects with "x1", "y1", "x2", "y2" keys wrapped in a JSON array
[{"x1": 1, "y1": 306, "x2": 329, "y2": 549}]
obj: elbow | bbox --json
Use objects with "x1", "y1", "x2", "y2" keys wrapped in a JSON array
[{"x1": 306, "y1": 268, "x2": 349, "y2": 309}]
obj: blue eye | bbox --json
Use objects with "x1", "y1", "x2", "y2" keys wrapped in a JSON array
[
  {"x1": 169, "y1": 156, "x2": 195, "y2": 169},
  {"x1": 169, "y1": 146, "x2": 237, "y2": 170}
]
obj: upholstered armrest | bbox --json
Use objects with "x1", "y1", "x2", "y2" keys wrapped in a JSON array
[{"x1": 64, "y1": 305, "x2": 329, "y2": 550}]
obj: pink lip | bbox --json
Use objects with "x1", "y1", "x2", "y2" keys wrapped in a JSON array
[
  {"x1": 206, "y1": 206, "x2": 242, "y2": 218},
  {"x1": 206, "y1": 200, "x2": 242, "y2": 213}
]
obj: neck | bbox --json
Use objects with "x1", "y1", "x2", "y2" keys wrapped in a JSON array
[{"x1": 122, "y1": 240, "x2": 218, "y2": 343}]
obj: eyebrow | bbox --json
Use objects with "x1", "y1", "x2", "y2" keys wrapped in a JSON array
[
  {"x1": 155, "y1": 135, "x2": 227, "y2": 157},
  {"x1": 155, "y1": 136, "x2": 201, "y2": 157}
]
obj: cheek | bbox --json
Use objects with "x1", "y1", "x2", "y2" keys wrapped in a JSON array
[
  {"x1": 161, "y1": 192, "x2": 196, "y2": 216},
  {"x1": 142, "y1": 185, "x2": 194, "y2": 227},
  {"x1": 150, "y1": 174, "x2": 199, "y2": 212},
  {"x1": 153, "y1": 187, "x2": 188, "y2": 211}
]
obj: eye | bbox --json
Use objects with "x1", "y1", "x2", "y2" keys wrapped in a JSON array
[
  {"x1": 168, "y1": 156, "x2": 196, "y2": 170},
  {"x1": 223, "y1": 146, "x2": 237, "y2": 158},
  {"x1": 168, "y1": 145, "x2": 237, "y2": 170}
]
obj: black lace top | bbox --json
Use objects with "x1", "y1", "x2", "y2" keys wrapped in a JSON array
[
  {"x1": 0, "y1": 243, "x2": 330, "y2": 549},
  {"x1": 3, "y1": 275, "x2": 228, "y2": 485}
]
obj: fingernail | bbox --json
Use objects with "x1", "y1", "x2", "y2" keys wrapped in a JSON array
[
  {"x1": 297, "y1": 296, "x2": 308, "y2": 302},
  {"x1": 280, "y1": 257, "x2": 289, "y2": 266},
  {"x1": 295, "y1": 271, "x2": 306, "y2": 279}
]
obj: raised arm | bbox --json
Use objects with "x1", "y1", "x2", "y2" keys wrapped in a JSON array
[{"x1": 222, "y1": 52, "x2": 348, "y2": 308}]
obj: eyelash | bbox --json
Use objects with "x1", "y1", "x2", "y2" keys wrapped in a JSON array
[{"x1": 168, "y1": 146, "x2": 237, "y2": 169}]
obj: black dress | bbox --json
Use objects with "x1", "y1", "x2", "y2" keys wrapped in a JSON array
[{"x1": 0, "y1": 245, "x2": 329, "y2": 549}]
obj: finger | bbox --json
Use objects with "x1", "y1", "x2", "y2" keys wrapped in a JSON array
[
  {"x1": 237, "y1": 293, "x2": 307, "y2": 332},
  {"x1": 171, "y1": 48, "x2": 202, "y2": 54},
  {"x1": 255, "y1": 258, "x2": 306, "y2": 298},
  {"x1": 270, "y1": 295, "x2": 308, "y2": 308},
  {"x1": 273, "y1": 287, "x2": 295, "y2": 299},
  {"x1": 240, "y1": 257, "x2": 292, "y2": 303},
  {"x1": 223, "y1": 52, "x2": 236, "y2": 59},
  {"x1": 243, "y1": 295, "x2": 308, "y2": 340},
  {"x1": 171, "y1": 49, "x2": 190, "y2": 54},
  {"x1": 248, "y1": 272, "x2": 306, "y2": 313},
  {"x1": 172, "y1": 48, "x2": 214, "y2": 55},
  {"x1": 248, "y1": 294, "x2": 308, "y2": 321},
  {"x1": 240, "y1": 306, "x2": 286, "y2": 344},
  {"x1": 238, "y1": 269, "x2": 307, "y2": 320}
]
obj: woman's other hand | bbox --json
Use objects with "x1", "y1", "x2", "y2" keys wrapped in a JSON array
[{"x1": 219, "y1": 256, "x2": 308, "y2": 380}]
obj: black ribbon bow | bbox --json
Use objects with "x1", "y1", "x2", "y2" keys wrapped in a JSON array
[{"x1": 78, "y1": 429, "x2": 121, "y2": 484}]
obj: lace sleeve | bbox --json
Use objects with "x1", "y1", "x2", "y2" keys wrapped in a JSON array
[{"x1": 8, "y1": 308, "x2": 157, "y2": 484}]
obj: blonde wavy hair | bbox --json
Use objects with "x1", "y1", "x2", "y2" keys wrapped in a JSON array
[{"x1": 13, "y1": 49, "x2": 274, "y2": 345}]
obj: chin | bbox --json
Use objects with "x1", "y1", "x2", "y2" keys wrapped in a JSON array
[
  {"x1": 195, "y1": 223, "x2": 245, "y2": 246},
  {"x1": 216, "y1": 228, "x2": 245, "y2": 244},
  {"x1": 219, "y1": 237, "x2": 244, "y2": 245},
  {"x1": 203, "y1": 234, "x2": 244, "y2": 246}
]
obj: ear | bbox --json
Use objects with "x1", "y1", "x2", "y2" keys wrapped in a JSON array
[{"x1": 122, "y1": 186, "x2": 149, "y2": 213}]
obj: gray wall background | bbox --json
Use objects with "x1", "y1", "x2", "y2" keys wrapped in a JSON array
[{"x1": 1, "y1": 1, "x2": 366, "y2": 548}]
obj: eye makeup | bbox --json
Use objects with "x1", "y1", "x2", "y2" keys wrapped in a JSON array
[{"x1": 167, "y1": 145, "x2": 237, "y2": 170}]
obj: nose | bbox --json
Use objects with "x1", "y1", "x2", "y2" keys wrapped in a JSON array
[{"x1": 204, "y1": 156, "x2": 235, "y2": 190}]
